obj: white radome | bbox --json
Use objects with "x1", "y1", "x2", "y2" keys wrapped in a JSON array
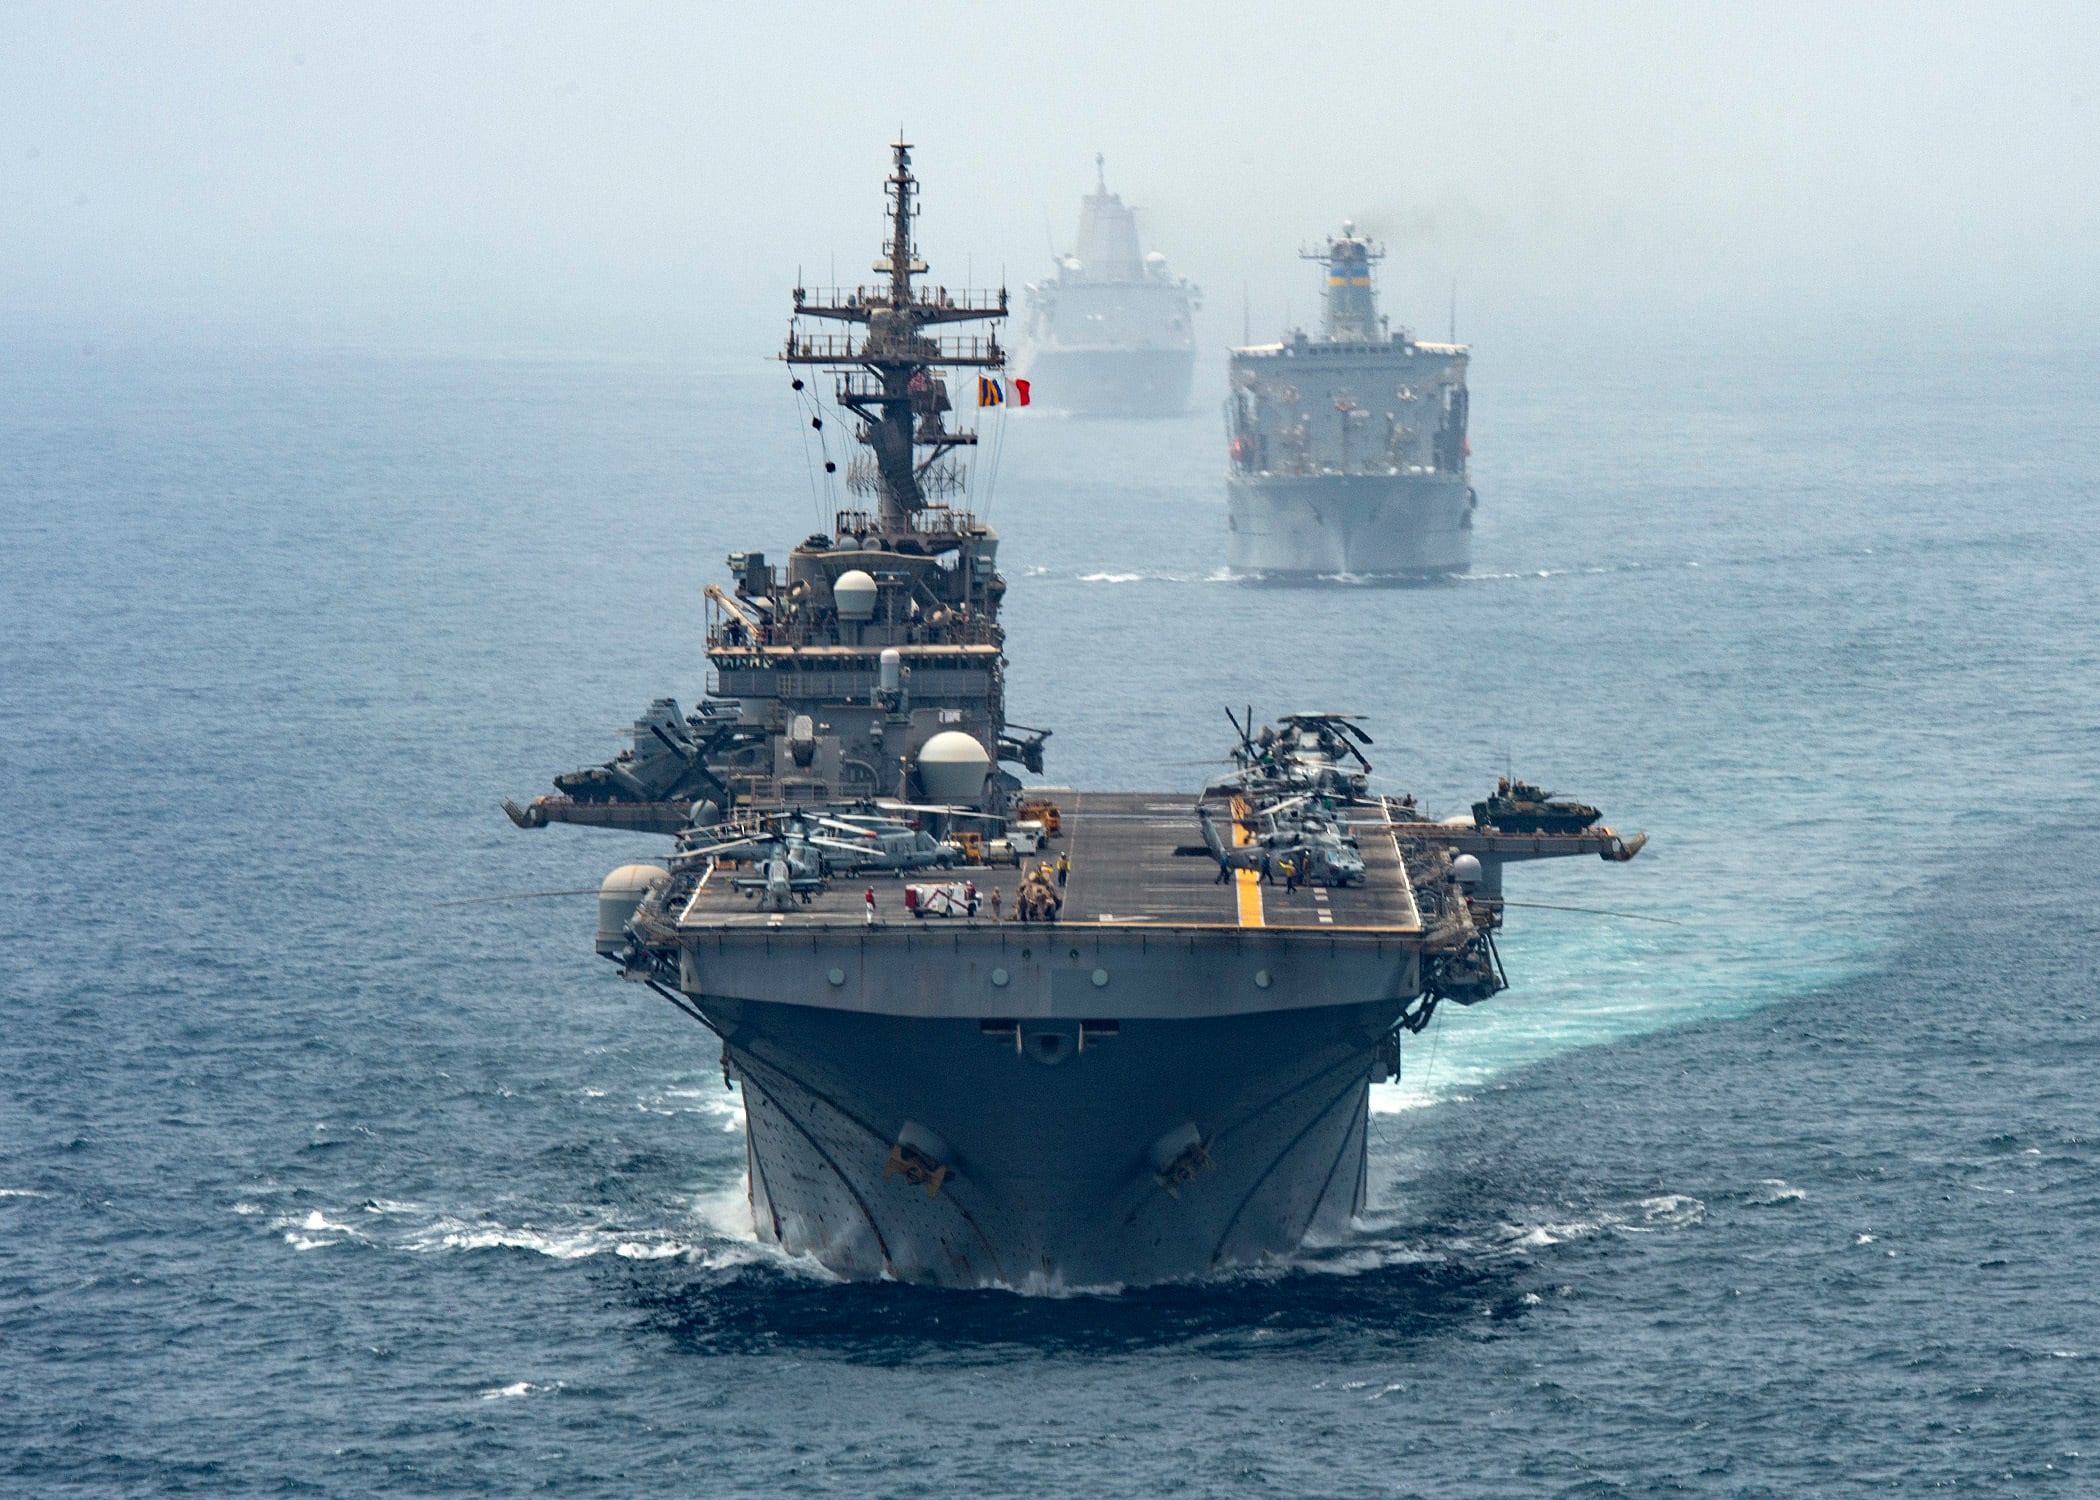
[
  {"x1": 833, "y1": 569, "x2": 878, "y2": 621},
  {"x1": 916, "y1": 730, "x2": 991, "y2": 803}
]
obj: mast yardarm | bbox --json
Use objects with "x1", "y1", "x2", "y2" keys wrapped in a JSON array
[{"x1": 785, "y1": 140, "x2": 1008, "y2": 527}]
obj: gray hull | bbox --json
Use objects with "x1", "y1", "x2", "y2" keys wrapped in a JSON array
[
  {"x1": 1020, "y1": 346, "x2": 1194, "y2": 419},
  {"x1": 714, "y1": 997, "x2": 1401, "y2": 1287},
  {"x1": 1227, "y1": 473, "x2": 1473, "y2": 578}
]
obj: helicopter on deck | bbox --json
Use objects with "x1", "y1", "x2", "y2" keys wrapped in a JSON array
[
  {"x1": 671, "y1": 807, "x2": 958, "y2": 910},
  {"x1": 803, "y1": 808, "x2": 959, "y2": 874},
  {"x1": 1196, "y1": 792, "x2": 1368, "y2": 887},
  {"x1": 1205, "y1": 709, "x2": 1376, "y2": 805}
]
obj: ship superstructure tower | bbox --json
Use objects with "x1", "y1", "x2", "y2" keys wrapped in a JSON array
[
  {"x1": 505, "y1": 142, "x2": 1040, "y2": 833},
  {"x1": 1226, "y1": 225, "x2": 1474, "y2": 578},
  {"x1": 1020, "y1": 156, "x2": 1200, "y2": 417}
]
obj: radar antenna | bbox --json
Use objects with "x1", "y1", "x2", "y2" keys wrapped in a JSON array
[{"x1": 784, "y1": 140, "x2": 1009, "y2": 531}]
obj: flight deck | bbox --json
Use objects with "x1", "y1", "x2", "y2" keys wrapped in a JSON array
[{"x1": 670, "y1": 791, "x2": 1425, "y2": 935}]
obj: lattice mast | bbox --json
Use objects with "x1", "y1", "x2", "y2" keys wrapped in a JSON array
[{"x1": 785, "y1": 140, "x2": 1008, "y2": 529}]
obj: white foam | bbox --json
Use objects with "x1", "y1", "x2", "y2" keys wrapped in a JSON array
[
  {"x1": 477, "y1": 1380, "x2": 561, "y2": 1401},
  {"x1": 1747, "y1": 1178, "x2": 1806, "y2": 1205},
  {"x1": 0, "y1": 1188, "x2": 50, "y2": 1199},
  {"x1": 1507, "y1": 1222, "x2": 1592, "y2": 1248},
  {"x1": 275, "y1": 1208, "x2": 362, "y2": 1251},
  {"x1": 637, "y1": 1087, "x2": 745, "y2": 1123},
  {"x1": 1078, "y1": 571, "x2": 1144, "y2": 583},
  {"x1": 1632, "y1": 1194, "x2": 1707, "y2": 1230},
  {"x1": 689, "y1": 1180, "x2": 762, "y2": 1244},
  {"x1": 417, "y1": 1221, "x2": 623, "y2": 1259},
  {"x1": 1368, "y1": 1085, "x2": 1467, "y2": 1114}
]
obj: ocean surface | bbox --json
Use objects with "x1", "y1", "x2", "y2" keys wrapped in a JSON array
[{"x1": 4, "y1": 329, "x2": 2097, "y2": 1496}]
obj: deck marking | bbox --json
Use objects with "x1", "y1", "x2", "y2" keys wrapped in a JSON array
[{"x1": 1231, "y1": 796, "x2": 1265, "y2": 928}]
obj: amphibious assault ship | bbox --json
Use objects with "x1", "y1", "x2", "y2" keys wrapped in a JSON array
[
  {"x1": 1227, "y1": 225, "x2": 1474, "y2": 578},
  {"x1": 508, "y1": 144, "x2": 1644, "y2": 1287},
  {"x1": 1019, "y1": 156, "x2": 1200, "y2": 417}
]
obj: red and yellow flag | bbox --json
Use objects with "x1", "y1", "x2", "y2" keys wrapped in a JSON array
[{"x1": 977, "y1": 377, "x2": 1031, "y2": 408}]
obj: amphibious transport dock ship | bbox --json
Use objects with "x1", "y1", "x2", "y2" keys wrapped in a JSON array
[
  {"x1": 508, "y1": 145, "x2": 1643, "y2": 1287},
  {"x1": 1019, "y1": 156, "x2": 1200, "y2": 417},
  {"x1": 1227, "y1": 225, "x2": 1474, "y2": 578}
]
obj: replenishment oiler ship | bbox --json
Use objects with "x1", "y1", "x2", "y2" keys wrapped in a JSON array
[
  {"x1": 1018, "y1": 156, "x2": 1200, "y2": 417},
  {"x1": 1227, "y1": 225, "x2": 1475, "y2": 578},
  {"x1": 506, "y1": 143, "x2": 1644, "y2": 1288}
]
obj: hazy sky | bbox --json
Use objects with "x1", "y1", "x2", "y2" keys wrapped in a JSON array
[{"x1": 5, "y1": 2, "x2": 2096, "y2": 355}]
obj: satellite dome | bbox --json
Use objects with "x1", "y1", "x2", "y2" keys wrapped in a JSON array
[
  {"x1": 596, "y1": 863, "x2": 669, "y2": 956},
  {"x1": 833, "y1": 569, "x2": 878, "y2": 621},
  {"x1": 916, "y1": 730, "x2": 991, "y2": 803}
]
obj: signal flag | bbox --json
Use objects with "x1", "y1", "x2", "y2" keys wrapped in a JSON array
[{"x1": 977, "y1": 377, "x2": 1032, "y2": 408}]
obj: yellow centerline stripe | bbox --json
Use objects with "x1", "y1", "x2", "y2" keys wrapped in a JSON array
[{"x1": 1231, "y1": 795, "x2": 1264, "y2": 929}]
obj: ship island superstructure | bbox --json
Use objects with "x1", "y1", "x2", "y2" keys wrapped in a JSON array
[
  {"x1": 507, "y1": 145, "x2": 1643, "y2": 1288},
  {"x1": 1227, "y1": 226, "x2": 1474, "y2": 578},
  {"x1": 1019, "y1": 156, "x2": 1200, "y2": 417}
]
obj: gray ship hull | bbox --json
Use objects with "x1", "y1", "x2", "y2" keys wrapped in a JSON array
[
  {"x1": 715, "y1": 997, "x2": 1399, "y2": 1287},
  {"x1": 1020, "y1": 346, "x2": 1194, "y2": 419},
  {"x1": 1228, "y1": 472, "x2": 1472, "y2": 578}
]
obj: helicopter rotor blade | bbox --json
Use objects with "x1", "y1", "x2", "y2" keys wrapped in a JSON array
[{"x1": 675, "y1": 834, "x2": 768, "y2": 863}]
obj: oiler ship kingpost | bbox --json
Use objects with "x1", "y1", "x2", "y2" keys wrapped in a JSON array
[
  {"x1": 506, "y1": 144, "x2": 1645, "y2": 1288},
  {"x1": 1227, "y1": 225, "x2": 1475, "y2": 578}
]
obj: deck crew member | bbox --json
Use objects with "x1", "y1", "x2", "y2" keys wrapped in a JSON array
[
  {"x1": 864, "y1": 886, "x2": 877, "y2": 926},
  {"x1": 1055, "y1": 851, "x2": 1070, "y2": 888}
]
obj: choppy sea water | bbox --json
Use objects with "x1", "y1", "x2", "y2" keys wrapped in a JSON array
[{"x1": 3, "y1": 333, "x2": 2097, "y2": 1495}]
